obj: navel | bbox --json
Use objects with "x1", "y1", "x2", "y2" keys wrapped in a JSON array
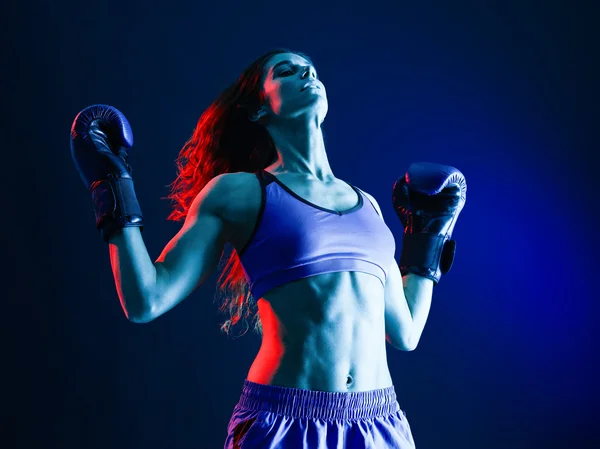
[{"x1": 346, "y1": 374, "x2": 354, "y2": 387}]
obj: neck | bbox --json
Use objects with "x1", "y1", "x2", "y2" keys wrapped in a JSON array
[{"x1": 265, "y1": 118, "x2": 333, "y2": 182}]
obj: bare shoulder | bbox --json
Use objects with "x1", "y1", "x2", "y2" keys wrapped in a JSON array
[
  {"x1": 354, "y1": 186, "x2": 384, "y2": 219},
  {"x1": 199, "y1": 172, "x2": 259, "y2": 201},
  {"x1": 201, "y1": 172, "x2": 259, "y2": 207},
  {"x1": 203, "y1": 171, "x2": 261, "y2": 234}
]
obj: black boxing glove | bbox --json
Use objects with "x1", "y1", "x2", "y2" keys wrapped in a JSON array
[
  {"x1": 392, "y1": 162, "x2": 467, "y2": 284},
  {"x1": 70, "y1": 104, "x2": 143, "y2": 242}
]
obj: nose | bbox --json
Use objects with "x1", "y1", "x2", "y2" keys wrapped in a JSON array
[{"x1": 302, "y1": 66, "x2": 316, "y2": 80}]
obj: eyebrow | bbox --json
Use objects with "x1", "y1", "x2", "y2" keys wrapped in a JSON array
[{"x1": 270, "y1": 60, "x2": 314, "y2": 74}]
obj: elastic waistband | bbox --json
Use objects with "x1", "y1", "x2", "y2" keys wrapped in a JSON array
[{"x1": 237, "y1": 380, "x2": 400, "y2": 420}]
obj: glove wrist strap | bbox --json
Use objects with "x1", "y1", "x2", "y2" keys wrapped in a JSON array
[
  {"x1": 399, "y1": 233, "x2": 456, "y2": 284},
  {"x1": 90, "y1": 175, "x2": 144, "y2": 243}
]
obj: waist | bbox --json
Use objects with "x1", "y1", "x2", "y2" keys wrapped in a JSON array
[
  {"x1": 237, "y1": 379, "x2": 400, "y2": 420},
  {"x1": 247, "y1": 332, "x2": 392, "y2": 392},
  {"x1": 248, "y1": 272, "x2": 391, "y2": 391}
]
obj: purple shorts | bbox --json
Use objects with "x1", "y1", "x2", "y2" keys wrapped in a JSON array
[{"x1": 224, "y1": 380, "x2": 416, "y2": 448}]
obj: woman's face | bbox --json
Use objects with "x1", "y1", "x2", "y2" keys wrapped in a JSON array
[{"x1": 259, "y1": 52, "x2": 327, "y2": 122}]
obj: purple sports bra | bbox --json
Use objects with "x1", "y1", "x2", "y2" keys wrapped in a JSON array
[{"x1": 238, "y1": 170, "x2": 396, "y2": 299}]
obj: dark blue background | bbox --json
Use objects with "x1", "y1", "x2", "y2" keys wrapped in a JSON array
[{"x1": 3, "y1": 1, "x2": 598, "y2": 448}]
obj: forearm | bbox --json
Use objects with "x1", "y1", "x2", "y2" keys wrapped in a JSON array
[
  {"x1": 108, "y1": 227, "x2": 158, "y2": 322},
  {"x1": 402, "y1": 273, "x2": 434, "y2": 347}
]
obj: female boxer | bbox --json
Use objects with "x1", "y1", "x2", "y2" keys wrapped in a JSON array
[{"x1": 70, "y1": 49, "x2": 466, "y2": 448}]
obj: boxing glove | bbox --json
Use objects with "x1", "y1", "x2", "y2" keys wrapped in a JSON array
[
  {"x1": 70, "y1": 104, "x2": 143, "y2": 242},
  {"x1": 392, "y1": 162, "x2": 467, "y2": 284}
]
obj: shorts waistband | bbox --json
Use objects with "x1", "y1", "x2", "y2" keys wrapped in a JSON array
[{"x1": 238, "y1": 379, "x2": 400, "y2": 420}]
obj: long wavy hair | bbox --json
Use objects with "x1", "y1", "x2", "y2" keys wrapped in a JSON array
[{"x1": 166, "y1": 49, "x2": 312, "y2": 337}]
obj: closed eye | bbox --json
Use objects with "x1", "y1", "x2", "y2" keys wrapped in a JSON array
[{"x1": 275, "y1": 64, "x2": 318, "y2": 79}]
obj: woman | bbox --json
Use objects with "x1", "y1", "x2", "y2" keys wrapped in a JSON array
[{"x1": 70, "y1": 48, "x2": 466, "y2": 448}]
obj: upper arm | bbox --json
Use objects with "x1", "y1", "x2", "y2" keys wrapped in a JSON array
[
  {"x1": 360, "y1": 189, "x2": 415, "y2": 351},
  {"x1": 148, "y1": 173, "x2": 234, "y2": 320}
]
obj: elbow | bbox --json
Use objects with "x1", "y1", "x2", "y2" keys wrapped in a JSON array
[
  {"x1": 401, "y1": 340, "x2": 418, "y2": 351},
  {"x1": 386, "y1": 333, "x2": 418, "y2": 352},
  {"x1": 401, "y1": 332, "x2": 420, "y2": 351},
  {"x1": 127, "y1": 311, "x2": 154, "y2": 324},
  {"x1": 122, "y1": 296, "x2": 157, "y2": 324}
]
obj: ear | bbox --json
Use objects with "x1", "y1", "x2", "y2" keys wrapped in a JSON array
[{"x1": 249, "y1": 107, "x2": 268, "y2": 123}]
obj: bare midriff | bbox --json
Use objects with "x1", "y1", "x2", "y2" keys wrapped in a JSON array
[{"x1": 246, "y1": 270, "x2": 393, "y2": 392}]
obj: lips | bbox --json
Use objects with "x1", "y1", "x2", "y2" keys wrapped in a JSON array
[{"x1": 302, "y1": 82, "x2": 320, "y2": 91}]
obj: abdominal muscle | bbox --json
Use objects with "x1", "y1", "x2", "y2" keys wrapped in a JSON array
[{"x1": 246, "y1": 271, "x2": 394, "y2": 392}]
